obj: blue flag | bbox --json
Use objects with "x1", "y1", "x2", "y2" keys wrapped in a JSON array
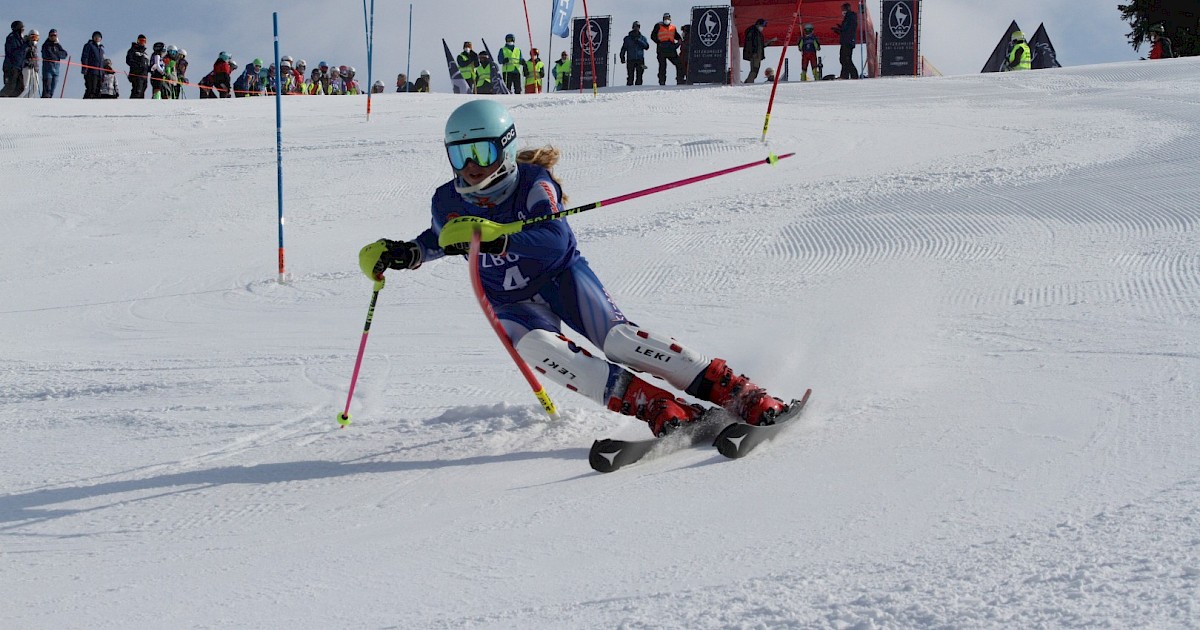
[{"x1": 551, "y1": 0, "x2": 575, "y2": 38}]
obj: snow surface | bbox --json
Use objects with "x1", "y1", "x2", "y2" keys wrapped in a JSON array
[{"x1": 3, "y1": 59, "x2": 1199, "y2": 629}]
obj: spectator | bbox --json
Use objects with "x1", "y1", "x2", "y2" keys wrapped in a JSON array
[
  {"x1": 81, "y1": 31, "x2": 105, "y2": 99},
  {"x1": 307, "y1": 67, "x2": 322, "y2": 94},
  {"x1": 292, "y1": 59, "x2": 307, "y2": 92},
  {"x1": 279, "y1": 56, "x2": 297, "y2": 93},
  {"x1": 125, "y1": 34, "x2": 150, "y2": 98},
  {"x1": 456, "y1": 42, "x2": 478, "y2": 93},
  {"x1": 19, "y1": 29, "x2": 41, "y2": 98},
  {"x1": 650, "y1": 12, "x2": 683, "y2": 85},
  {"x1": 620, "y1": 21, "x2": 649, "y2": 86},
  {"x1": 233, "y1": 58, "x2": 261, "y2": 97},
  {"x1": 523, "y1": 48, "x2": 544, "y2": 93},
  {"x1": 763, "y1": 66, "x2": 775, "y2": 83},
  {"x1": 176, "y1": 48, "x2": 188, "y2": 93},
  {"x1": 163, "y1": 46, "x2": 181, "y2": 99},
  {"x1": 742, "y1": 18, "x2": 769, "y2": 82},
  {"x1": 1148, "y1": 24, "x2": 1176, "y2": 59},
  {"x1": 41, "y1": 28, "x2": 68, "y2": 98},
  {"x1": 1005, "y1": 31, "x2": 1030, "y2": 71},
  {"x1": 414, "y1": 69, "x2": 431, "y2": 92},
  {"x1": 831, "y1": 2, "x2": 859, "y2": 79},
  {"x1": 475, "y1": 50, "x2": 495, "y2": 94},
  {"x1": 396, "y1": 72, "x2": 414, "y2": 92},
  {"x1": 798, "y1": 23, "x2": 820, "y2": 81},
  {"x1": 326, "y1": 64, "x2": 342, "y2": 95},
  {"x1": 149, "y1": 41, "x2": 166, "y2": 98},
  {"x1": 317, "y1": 60, "x2": 333, "y2": 94},
  {"x1": 3, "y1": 20, "x2": 26, "y2": 97},
  {"x1": 553, "y1": 51, "x2": 571, "y2": 90},
  {"x1": 499, "y1": 33, "x2": 523, "y2": 94},
  {"x1": 210, "y1": 51, "x2": 232, "y2": 97},
  {"x1": 342, "y1": 66, "x2": 359, "y2": 94},
  {"x1": 99, "y1": 58, "x2": 119, "y2": 98},
  {"x1": 371, "y1": 80, "x2": 384, "y2": 94}
]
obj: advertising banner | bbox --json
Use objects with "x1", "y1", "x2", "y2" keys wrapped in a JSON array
[
  {"x1": 880, "y1": 0, "x2": 918, "y2": 76},
  {"x1": 687, "y1": 6, "x2": 731, "y2": 84},
  {"x1": 570, "y1": 16, "x2": 611, "y2": 89}
]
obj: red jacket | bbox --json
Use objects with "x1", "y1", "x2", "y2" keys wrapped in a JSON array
[{"x1": 212, "y1": 60, "x2": 231, "y2": 75}]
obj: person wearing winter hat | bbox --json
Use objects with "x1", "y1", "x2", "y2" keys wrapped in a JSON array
[
  {"x1": 124, "y1": 34, "x2": 149, "y2": 97},
  {"x1": 414, "y1": 68, "x2": 431, "y2": 93},
  {"x1": 620, "y1": 20, "x2": 649, "y2": 86},
  {"x1": 18, "y1": 29, "x2": 42, "y2": 98},
  {"x1": 500, "y1": 33, "x2": 524, "y2": 94},
  {"x1": 650, "y1": 12, "x2": 684, "y2": 85},
  {"x1": 81, "y1": 31, "x2": 105, "y2": 98},
  {"x1": 41, "y1": 28, "x2": 69, "y2": 97},
  {"x1": 2, "y1": 20, "x2": 26, "y2": 97}
]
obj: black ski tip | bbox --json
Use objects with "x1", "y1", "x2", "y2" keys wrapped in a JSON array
[
  {"x1": 589, "y1": 439, "x2": 625, "y2": 473},
  {"x1": 714, "y1": 423, "x2": 755, "y2": 458}
]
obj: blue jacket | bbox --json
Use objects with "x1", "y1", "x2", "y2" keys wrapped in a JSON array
[
  {"x1": 42, "y1": 40, "x2": 67, "y2": 74},
  {"x1": 415, "y1": 163, "x2": 579, "y2": 305},
  {"x1": 620, "y1": 31, "x2": 649, "y2": 64},
  {"x1": 4, "y1": 31, "x2": 22, "y2": 71},
  {"x1": 81, "y1": 40, "x2": 105, "y2": 75}
]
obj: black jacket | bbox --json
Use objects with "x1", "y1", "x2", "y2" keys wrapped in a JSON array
[
  {"x1": 743, "y1": 26, "x2": 766, "y2": 62},
  {"x1": 126, "y1": 42, "x2": 150, "y2": 74},
  {"x1": 833, "y1": 10, "x2": 858, "y2": 46}
]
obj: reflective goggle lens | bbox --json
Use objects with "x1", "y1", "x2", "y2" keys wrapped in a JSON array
[{"x1": 446, "y1": 139, "x2": 501, "y2": 170}]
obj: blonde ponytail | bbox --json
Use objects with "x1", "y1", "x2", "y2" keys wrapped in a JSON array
[{"x1": 517, "y1": 145, "x2": 569, "y2": 204}]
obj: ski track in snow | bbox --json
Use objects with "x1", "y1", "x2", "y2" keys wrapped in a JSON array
[{"x1": 2, "y1": 58, "x2": 1199, "y2": 628}]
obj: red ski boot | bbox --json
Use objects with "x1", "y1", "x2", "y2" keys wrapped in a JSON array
[
  {"x1": 608, "y1": 374, "x2": 704, "y2": 437},
  {"x1": 687, "y1": 359, "x2": 787, "y2": 425}
]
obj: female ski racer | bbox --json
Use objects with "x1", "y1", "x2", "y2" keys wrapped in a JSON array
[{"x1": 359, "y1": 100, "x2": 791, "y2": 436}]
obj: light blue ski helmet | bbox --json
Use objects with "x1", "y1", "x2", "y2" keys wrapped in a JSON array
[{"x1": 444, "y1": 100, "x2": 520, "y2": 205}]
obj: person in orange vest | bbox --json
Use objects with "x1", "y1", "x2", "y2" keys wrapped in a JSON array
[{"x1": 649, "y1": 12, "x2": 683, "y2": 85}]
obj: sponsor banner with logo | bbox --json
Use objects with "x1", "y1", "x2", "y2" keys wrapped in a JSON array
[
  {"x1": 570, "y1": 16, "x2": 611, "y2": 89},
  {"x1": 880, "y1": 0, "x2": 918, "y2": 76},
  {"x1": 687, "y1": 5, "x2": 731, "y2": 84}
]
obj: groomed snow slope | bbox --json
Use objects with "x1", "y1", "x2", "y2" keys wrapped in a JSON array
[{"x1": 2, "y1": 58, "x2": 1199, "y2": 629}]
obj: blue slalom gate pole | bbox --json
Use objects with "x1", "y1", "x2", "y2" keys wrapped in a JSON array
[{"x1": 273, "y1": 12, "x2": 287, "y2": 283}]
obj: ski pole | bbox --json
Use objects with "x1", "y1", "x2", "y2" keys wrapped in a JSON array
[
  {"x1": 337, "y1": 278, "x2": 384, "y2": 427},
  {"x1": 468, "y1": 229, "x2": 558, "y2": 418},
  {"x1": 512, "y1": 152, "x2": 793, "y2": 233}
]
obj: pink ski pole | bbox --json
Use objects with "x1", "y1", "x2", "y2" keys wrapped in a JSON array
[{"x1": 337, "y1": 282, "x2": 383, "y2": 427}]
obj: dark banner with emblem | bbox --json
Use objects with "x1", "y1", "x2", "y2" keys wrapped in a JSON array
[
  {"x1": 880, "y1": 0, "x2": 919, "y2": 76},
  {"x1": 687, "y1": 6, "x2": 730, "y2": 84},
  {"x1": 570, "y1": 16, "x2": 611, "y2": 89}
]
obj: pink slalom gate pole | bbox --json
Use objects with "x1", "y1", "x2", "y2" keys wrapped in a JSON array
[
  {"x1": 468, "y1": 230, "x2": 558, "y2": 418},
  {"x1": 762, "y1": 0, "x2": 804, "y2": 142},
  {"x1": 337, "y1": 285, "x2": 383, "y2": 427},
  {"x1": 515, "y1": 153, "x2": 795, "y2": 231}
]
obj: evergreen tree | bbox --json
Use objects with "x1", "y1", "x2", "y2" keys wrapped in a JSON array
[{"x1": 1118, "y1": 0, "x2": 1199, "y2": 56}]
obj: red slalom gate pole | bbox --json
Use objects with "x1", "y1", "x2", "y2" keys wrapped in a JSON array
[
  {"x1": 762, "y1": 0, "x2": 804, "y2": 142},
  {"x1": 468, "y1": 230, "x2": 558, "y2": 418},
  {"x1": 60, "y1": 56, "x2": 72, "y2": 98}
]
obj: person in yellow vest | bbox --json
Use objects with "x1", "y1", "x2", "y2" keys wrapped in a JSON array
[
  {"x1": 553, "y1": 50, "x2": 571, "y2": 91},
  {"x1": 457, "y1": 41, "x2": 478, "y2": 93},
  {"x1": 524, "y1": 47, "x2": 545, "y2": 93},
  {"x1": 1006, "y1": 31, "x2": 1031, "y2": 71},
  {"x1": 500, "y1": 33, "x2": 524, "y2": 94},
  {"x1": 475, "y1": 50, "x2": 495, "y2": 94}
]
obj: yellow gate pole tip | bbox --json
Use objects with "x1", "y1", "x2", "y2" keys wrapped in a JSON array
[
  {"x1": 337, "y1": 412, "x2": 352, "y2": 426},
  {"x1": 767, "y1": 153, "x2": 779, "y2": 165}
]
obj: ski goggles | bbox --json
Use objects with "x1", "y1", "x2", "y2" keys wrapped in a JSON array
[{"x1": 445, "y1": 124, "x2": 516, "y2": 170}]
